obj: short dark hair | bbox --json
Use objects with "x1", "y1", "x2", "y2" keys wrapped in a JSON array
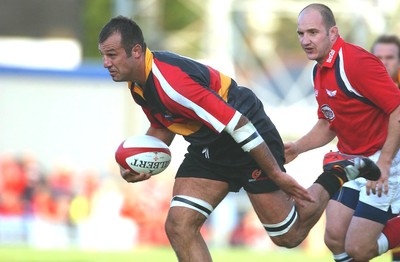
[
  {"x1": 98, "y1": 16, "x2": 146, "y2": 55},
  {"x1": 371, "y1": 35, "x2": 400, "y2": 58},
  {"x1": 300, "y1": 3, "x2": 336, "y2": 32}
]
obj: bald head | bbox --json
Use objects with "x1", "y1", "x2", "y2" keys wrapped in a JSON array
[{"x1": 299, "y1": 3, "x2": 336, "y2": 33}]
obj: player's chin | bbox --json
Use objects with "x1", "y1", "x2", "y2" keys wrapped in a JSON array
[
  {"x1": 109, "y1": 73, "x2": 123, "y2": 82},
  {"x1": 305, "y1": 53, "x2": 317, "y2": 61},
  {"x1": 111, "y1": 76, "x2": 123, "y2": 82}
]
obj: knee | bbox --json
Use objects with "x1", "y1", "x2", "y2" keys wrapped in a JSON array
[
  {"x1": 324, "y1": 228, "x2": 342, "y2": 251},
  {"x1": 271, "y1": 238, "x2": 301, "y2": 249},
  {"x1": 346, "y1": 243, "x2": 376, "y2": 261},
  {"x1": 164, "y1": 209, "x2": 205, "y2": 241},
  {"x1": 324, "y1": 225, "x2": 346, "y2": 252},
  {"x1": 165, "y1": 212, "x2": 186, "y2": 241},
  {"x1": 270, "y1": 233, "x2": 304, "y2": 248}
]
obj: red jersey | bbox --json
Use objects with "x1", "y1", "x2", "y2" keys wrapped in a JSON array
[{"x1": 313, "y1": 37, "x2": 400, "y2": 156}]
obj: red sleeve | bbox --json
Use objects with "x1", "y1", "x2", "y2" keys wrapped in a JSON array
[
  {"x1": 154, "y1": 61, "x2": 236, "y2": 133},
  {"x1": 346, "y1": 46, "x2": 400, "y2": 114}
]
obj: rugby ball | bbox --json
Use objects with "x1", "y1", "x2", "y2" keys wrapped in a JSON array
[{"x1": 115, "y1": 135, "x2": 171, "y2": 175}]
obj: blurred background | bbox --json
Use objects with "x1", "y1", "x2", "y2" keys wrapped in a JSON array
[{"x1": 0, "y1": 0, "x2": 399, "y2": 260}]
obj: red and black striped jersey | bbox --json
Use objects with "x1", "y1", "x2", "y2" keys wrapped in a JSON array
[{"x1": 129, "y1": 48, "x2": 238, "y2": 146}]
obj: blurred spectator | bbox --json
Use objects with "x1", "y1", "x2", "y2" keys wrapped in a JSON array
[
  {"x1": 120, "y1": 175, "x2": 173, "y2": 246},
  {"x1": 0, "y1": 154, "x2": 26, "y2": 216}
]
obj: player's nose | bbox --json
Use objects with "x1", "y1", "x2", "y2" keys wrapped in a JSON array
[{"x1": 103, "y1": 56, "x2": 112, "y2": 68}]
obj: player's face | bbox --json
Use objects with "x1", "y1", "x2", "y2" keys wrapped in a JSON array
[
  {"x1": 297, "y1": 9, "x2": 335, "y2": 65},
  {"x1": 373, "y1": 43, "x2": 400, "y2": 82},
  {"x1": 98, "y1": 32, "x2": 136, "y2": 82}
]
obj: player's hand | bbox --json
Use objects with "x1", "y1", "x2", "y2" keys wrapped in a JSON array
[
  {"x1": 366, "y1": 163, "x2": 389, "y2": 196},
  {"x1": 120, "y1": 166, "x2": 151, "y2": 183},
  {"x1": 274, "y1": 171, "x2": 314, "y2": 205},
  {"x1": 284, "y1": 142, "x2": 299, "y2": 164}
]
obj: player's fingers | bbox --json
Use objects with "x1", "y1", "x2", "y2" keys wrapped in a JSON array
[
  {"x1": 121, "y1": 169, "x2": 131, "y2": 179},
  {"x1": 283, "y1": 142, "x2": 292, "y2": 150},
  {"x1": 121, "y1": 169, "x2": 145, "y2": 181},
  {"x1": 370, "y1": 181, "x2": 377, "y2": 195},
  {"x1": 366, "y1": 180, "x2": 372, "y2": 195},
  {"x1": 294, "y1": 197, "x2": 306, "y2": 208},
  {"x1": 124, "y1": 173, "x2": 151, "y2": 183},
  {"x1": 371, "y1": 186, "x2": 376, "y2": 195},
  {"x1": 384, "y1": 179, "x2": 389, "y2": 195},
  {"x1": 296, "y1": 188, "x2": 313, "y2": 202},
  {"x1": 376, "y1": 183, "x2": 383, "y2": 197}
]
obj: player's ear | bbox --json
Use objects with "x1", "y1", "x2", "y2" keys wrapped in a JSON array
[
  {"x1": 329, "y1": 26, "x2": 339, "y2": 41},
  {"x1": 131, "y1": 43, "x2": 142, "y2": 57}
]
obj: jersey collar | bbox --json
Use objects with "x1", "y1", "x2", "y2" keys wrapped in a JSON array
[
  {"x1": 128, "y1": 48, "x2": 153, "y2": 91},
  {"x1": 321, "y1": 36, "x2": 344, "y2": 68},
  {"x1": 144, "y1": 47, "x2": 153, "y2": 81}
]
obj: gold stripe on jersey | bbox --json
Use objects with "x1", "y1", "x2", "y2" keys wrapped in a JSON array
[
  {"x1": 127, "y1": 48, "x2": 153, "y2": 91},
  {"x1": 167, "y1": 121, "x2": 202, "y2": 136},
  {"x1": 145, "y1": 48, "x2": 153, "y2": 79},
  {"x1": 133, "y1": 84, "x2": 144, "y2": 98},
  {"x1": 218, "y1": 73, "x2": 232, "y2": 101}
]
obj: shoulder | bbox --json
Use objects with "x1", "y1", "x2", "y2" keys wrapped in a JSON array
[
  {"x1": 341, "y1": 42, "x2": 380, "y2": 66},
  {"x1": 340, "y1": 42, "x2": 385, "y2": 77}
]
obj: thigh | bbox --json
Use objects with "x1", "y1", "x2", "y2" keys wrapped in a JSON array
[
  {"x1": 168, "y1": 177, "x2": 230, "y2": 227},
  {"x1": 172, "y1": 177, "x2": 229, "y2": 205},
  {"x1": 326, "y1": 187, "x2": 359, "y2": 236},
  {"x1": 247, "y1": 190, "x2": 293, "y2": 224},
  {"x1": 346, "y1": 216, "x2": 384, "y2": 251},
  {"x1": 325, "y1": 200, "x2": 354, "y2": 239}
]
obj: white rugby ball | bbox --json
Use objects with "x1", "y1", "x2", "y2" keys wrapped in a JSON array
[{"x1": 115, "y1": 135, "x2": 171, "y2": 175}]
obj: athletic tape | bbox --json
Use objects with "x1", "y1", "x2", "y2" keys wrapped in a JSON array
[
  {"x1": 224, "y1": 111, "x2": 241, "y2": 134},
  {"x1": 333, "y1": 252, "x2": 353, "y2": 262},
  {"x1": 263, "y1": 205, "x2": 298, "y2": 237},
  {"x1": 377, "y1": 233, "x2": 389, "y2": 255},
  {"x1": 170, "y1": 195, "x2": 214, "y2": 218},
  {"x1": 231, "y1": 122, "x2": 263, "y2": 152}
]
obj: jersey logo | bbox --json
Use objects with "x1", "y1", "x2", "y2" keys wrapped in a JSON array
[
  {"x1": 163, "y1": 110, "x2": 175, "y2": 121},
  {"x1": 326, "y1": 89, "x2": 337, "y2": 97},
  {"x1": 321, "y1": 104, "x2": 335, "y2": 121},
  {"x1": 251, "y1": 169, "x2": 262, "y2": 180},
  {"x1": 326, "y1": 49, "x2": 335, "y2": 63},
  {"x1": 202, "y1": 147, "x2": 210, "y2": 159}
]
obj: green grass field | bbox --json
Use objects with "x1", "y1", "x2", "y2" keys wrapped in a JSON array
[{"x1": 0, "y1": 246, "x2": 392, "y2": 262}]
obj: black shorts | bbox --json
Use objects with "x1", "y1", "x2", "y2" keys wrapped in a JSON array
[
  {"x1": 176, "y1": 152, "x2": 281, "y2": 193},
  {"x1": 176, "y1": 86, "x2": 285, "y2": 193}
]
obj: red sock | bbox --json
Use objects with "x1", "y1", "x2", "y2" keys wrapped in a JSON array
[{"x1": 383, "y1": 216, "x2": 400, "y2": 249}]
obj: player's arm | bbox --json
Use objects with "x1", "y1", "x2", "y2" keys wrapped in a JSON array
[
  {"x1": 379, "y1": 105, "x2": 400, "y2": 166},
  {"x1": 368, "y1": 105, "x2": 400, "y2": 196},
  {"x1": 224, "y1": 113, "x2": 312, "y2": 202},
  {"x1": 285, "y1": 119, "x2": 336, "y2": 163},
  {"x1": 146, "y1": 126, "x2": 175, "y2": 146}
]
